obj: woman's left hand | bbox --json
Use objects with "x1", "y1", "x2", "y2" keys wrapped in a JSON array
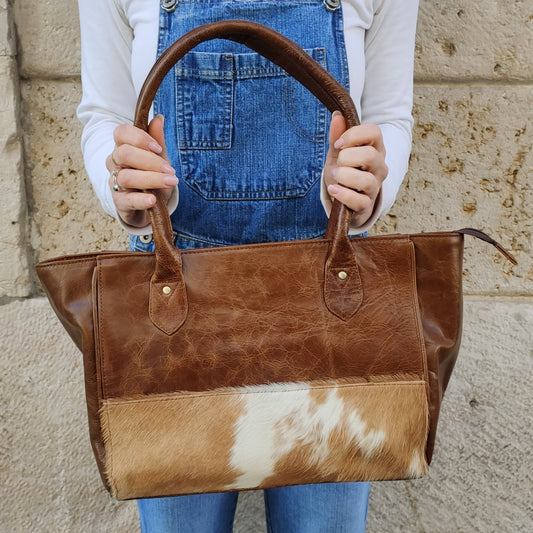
[{"x1": 324, "y1": 112, "x2": 388, "y2": 228}]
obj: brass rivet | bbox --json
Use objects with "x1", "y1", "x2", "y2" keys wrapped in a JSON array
[
  {"x1": 162, "y1": 286, "x2": 172, "y2": 295},
  {"x1": 338, "y1": 271, "x2": 348, "y2": 280}
]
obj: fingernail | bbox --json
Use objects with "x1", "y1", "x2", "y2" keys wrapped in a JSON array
[
  {"x1": 145, "y1": 196, "x2": 156, "y2": 207},
  {"x1": 157, "y1": 114, "x2": 165, "y2": 126},
  {"x1": 334, "y1": 137, "x2": 344, "y2": 150},
  {"x1": 328, "y1": 184, "x2": 341, "y2": 196},
  {"x1": 149, "y1": 141, "x2": 163, "y2": 154},
  {"x1": 164, "y1": 175, "x2": 179, "y2": 186},
  {"x1": 162, "y1": 164, "x2": 175, "y2": 175},
  {"x1": 332, "y1": 110, "x2": 342, "y2": 117}
]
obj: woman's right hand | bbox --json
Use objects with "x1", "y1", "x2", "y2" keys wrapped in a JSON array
[{"x1": 105, "y1": 114, "x2": 178, "y2": 228}]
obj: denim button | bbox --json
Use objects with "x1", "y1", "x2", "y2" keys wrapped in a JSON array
[
  {"x1": 139, "y1": 234, "x2": 153, "y2": 244},
  {"x1": 324, "y1": 0, "x2": 341, "y2": 11},
  {"x1": 161, "y1": 0, "x2": 177, "y2": 13}
]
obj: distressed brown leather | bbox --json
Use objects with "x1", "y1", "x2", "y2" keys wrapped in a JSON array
[{"x1": 36, "y1": 21, "x2": 515, "y2": 498}]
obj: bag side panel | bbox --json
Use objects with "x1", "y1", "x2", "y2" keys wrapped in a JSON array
[
  {"x1": 36, "y1": 257, "x2": 98, "y2": 351},
  {"x1": 410, "y1": 233, "x2": 464, "y2": 462},
  {"x1": 36, "y1": 256, "x2": 110, "y2": 489}
]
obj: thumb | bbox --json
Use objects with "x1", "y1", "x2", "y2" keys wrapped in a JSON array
[
  {"x1": 147, "y1": 114, "x2": 169, "y2": 162},
  {"x1": 324, "y1": 111, "x2": 347, "y2": 180},
  {"x1": 326, "y1": 111, "x2": 347, "y2": 165}
]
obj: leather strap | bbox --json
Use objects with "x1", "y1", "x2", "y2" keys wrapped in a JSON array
[{"x1": 133, "y1": 20, "x2": 362, "y2": 331}]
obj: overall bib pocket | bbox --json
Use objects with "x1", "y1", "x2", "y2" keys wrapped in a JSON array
[{"x1": 174, "y1": 47, "x2": 328, "y2": 200}]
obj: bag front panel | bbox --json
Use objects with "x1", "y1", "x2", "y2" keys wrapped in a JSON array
[{"x1": 95, "y1": 237, "x2": 428, "y2": 399}]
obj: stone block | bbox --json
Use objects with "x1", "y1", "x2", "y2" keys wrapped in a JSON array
[
  {"x1": 11, "y1": 0, "x2": 533, "y2": 82},
  {"x1": 416, "y1": 0, "x2": 533, "y2": 81},
  {"x1": 0, "y1": 56, "x2": 30, "y2": 297},
  {"x1": 13, "y1": 0, "x2": 80, "y2": 78},
  {"x1": 23, "y1": 81, "x2": 531, "y2": 295},
  {"x1": 0, "y1": 2, "x2": 16, "y2": 56},
  {"x1": 374, "y1": 86, "x2": 532, "y2": 296},
  {"x1": 21, "y1": 79, "x2": 125, "y2": 265},
  {"x1": 0, "y1": 298, "x2": 139, "y2": 532},
  {"x1": 367, "y1": 297, "x2": 533, "y2": 532}
]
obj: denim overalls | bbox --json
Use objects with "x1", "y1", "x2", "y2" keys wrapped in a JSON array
[
  {"x1": 136, "y1": 1, "x2": 370, "y2": 531},
  {"x1": 131, "y1": 0, "x2": 350, "y2": 252}
]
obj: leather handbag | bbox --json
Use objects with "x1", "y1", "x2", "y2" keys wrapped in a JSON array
[{"x1": 36, "y1": 21, "x2": 516, "y2": 500}]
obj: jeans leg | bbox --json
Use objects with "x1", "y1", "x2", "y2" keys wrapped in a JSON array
[
  {"x1": 137, "y1": 492, "x2": 239, "y2": 533},
  {"x1": 264, "y1": 482, "x2": 370, "y2": 533}
]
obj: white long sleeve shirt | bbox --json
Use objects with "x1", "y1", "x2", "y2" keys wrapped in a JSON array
[{"x1": 77, "y1": 0, "x2": 419, "y2": 235}]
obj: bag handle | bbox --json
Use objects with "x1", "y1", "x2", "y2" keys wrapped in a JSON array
[{"x1": 134, "y1": 20, "x2": 363, "y2": 334}]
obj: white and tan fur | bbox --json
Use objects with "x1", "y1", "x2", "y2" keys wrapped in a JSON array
[{"x1": 100, "y1": 374, "x2": 429, "y2": 499}]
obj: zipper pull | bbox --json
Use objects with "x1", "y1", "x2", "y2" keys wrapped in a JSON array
[{"x1": 456, "y1": 228, "x2": 518, "y2": 265}]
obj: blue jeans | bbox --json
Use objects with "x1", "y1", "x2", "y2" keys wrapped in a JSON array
[{"x1": 138, "y1": 483, "x2": 370, "y2": 532}]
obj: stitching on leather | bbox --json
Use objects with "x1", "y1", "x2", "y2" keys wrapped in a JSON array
[
  {"x1": 406, "y1": 239, "x2": 430, "y2": 383},
  {"x1": 97, "y1": 262, "x2": 109, "y2": 402},
  {"x1": 37, "y1": 234, "x2": 423, "y2": 268},
  {"x1": 37, "y1": 257, "x2": 98, "y2": 268},
  {"x1": 409, "y1": 233, "x2": 459, "y2": 240},
  {"x1": 104, "y1": 380, "x2": 427, "y2": 406},
  {"x1": 174, "y1": 239, "x2": 328, "y2": 257}
]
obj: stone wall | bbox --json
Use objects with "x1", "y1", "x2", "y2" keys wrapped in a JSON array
[{"x1": 1, "y1": 1, "x2": 531, "y2": 531}]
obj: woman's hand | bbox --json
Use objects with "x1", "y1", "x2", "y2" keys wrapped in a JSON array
[
  {"x1": 105, "y1": 114, "x2": 178, "y2": 228},
  {"x1": 324, "y1": 112, "x2": 388, "y2": 228}
]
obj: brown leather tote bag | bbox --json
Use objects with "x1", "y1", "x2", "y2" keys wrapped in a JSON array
[{"x1": 36, "y1": 21, "x2": 516, "y2": 500}]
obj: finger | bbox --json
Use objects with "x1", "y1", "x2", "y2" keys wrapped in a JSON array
[
  {"x1": 324, "y1": 111, "x2": 347, "y2": 173},
  {"x1": 335, "y1": 123, "x2": 385, "y2": 153},
  {"x1": 105, "y1": 153, "x2": 116, "y2": 173},
  {"x1": 112, "y1": 187, "x2": 173, "y2": 228},
  {"x1": 327, "y1": 183, "x2": 373, "y2": 214},
  {"x1": 113, "y1": 188, "x2": 174, "y2": 212},
  {"x1": 336, "y1": 145, "x2": 381, "y2": 173},
  {"x1": 113, "y1": 143, "x2": 175, "y2": 174},
  {"x1": 329, "y1": 111, "x2": 347, "y2": 149},
  {"x1": 331, "y1": 167, "x2": 378, "y2": 197},
  {"x1": 113, "y1": 191, "x2": 158, "y2": 212},
  {"x1": 325, "y1": 111, "x2": 347, "y2": 164},
  {"x1": 147, "y1": 115, "x2": 169, "y2": 163},
  {"x1": 113, "y1": 168, "x2": 178, "y2": 191},
  {"x1": 113, "y1": 123, "x2": 164, "y2": 156},
  {"x1": 323, "y1": 112, "x2": 348, "y2": 188}
]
